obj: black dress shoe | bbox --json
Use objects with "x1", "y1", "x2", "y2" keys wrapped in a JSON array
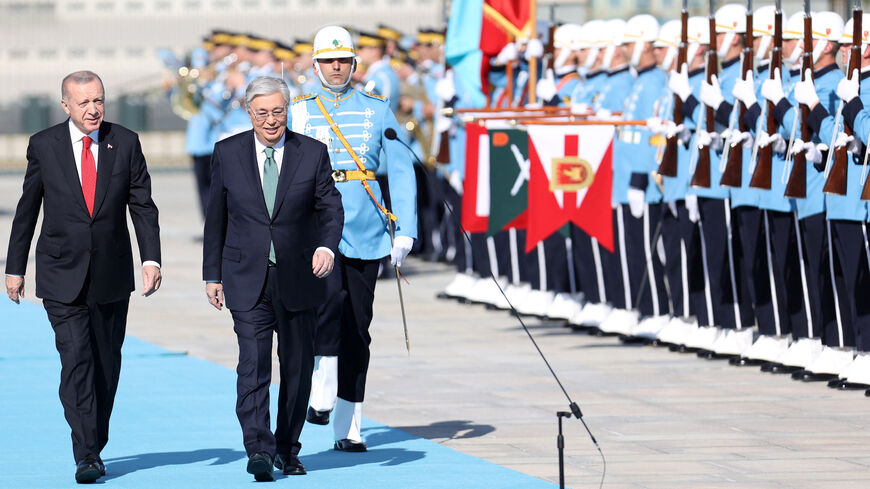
[
  {"x1": 246, "y1": 452, "x2": 274, "y2": 482},
  {"x1": 838, "y1": 381, "x2": 870, "y2": 390},
  {"x1": 730, "y1": 357, "x2": 767, "y2": 367},
  {"x1": 334, "y1": 439, "x2": 367, "y2": 452},
  {"x1": 762, "y1": 363, "x2": 802, "y2": 374},
  {"x1": 306, "y1": 406, "x2": 331, "y2": 425},
  {"x1": 274, "y1": 453, "x2": 306, "y2": 476},
  {"x1": 795, "y1": 371, "x2": 838, "y2": 382},
  {"x1": 827, "y1": 379, "x2": 847, "y2": 388},
  {"x1": 75, "y1": 456, "x2": 103, "y2": 484},
  {"x1": 865, "y1": 388, "x2": 870, "y2": 397}
]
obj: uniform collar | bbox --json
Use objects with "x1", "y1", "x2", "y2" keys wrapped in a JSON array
[
  {"x1": 318, "y1": 85, "x2": 354, "y2": 103},
  {"x1": 721, "y1": 56, "x2": 740, "y2": 69},
  {"x1": 814, "y1": 63, "x2": 838, "y2": 78},
  {"x1": 688, "y1": 66, "x2": 705, "y2": 78},
  {"x1": 608, "y1": 65, "x2": 630, "y2": 76},
  {"x1": 634, "y1": 64, "x2": 656, "y2": 76},
  {"x1": 586, "y1": 70, "x2": 606, "y2": 80}
]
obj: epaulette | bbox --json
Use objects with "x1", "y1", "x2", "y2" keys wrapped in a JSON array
[
  {"x1": 362, "y1": 90, "x2": 387, "y2": 101},
  {"x1": 292, "y1": 93, "x2": 315, "y2": 103}
]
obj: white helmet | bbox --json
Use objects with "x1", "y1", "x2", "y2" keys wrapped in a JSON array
[
  {"x1": 553, "y1": 23, "x2": 583, "y2": 71},
  {"x1": 715, "y1": 4, "x2": 747, "y2": 57},
  {"x1": 841, "y1": 14, "x2": 870, "y2": 45},
  {"x1": 753, "y1": 5, "x2": 785, "y2": 62},
  {"x1": 783, "y1": 12, "x2": 808, "y2": 65},
  {"x1": 311, "y1": 25, "x2": 356, "y2": 91},
  {"x1": 602, "y1": 19, "x2": 627, "y2": 70},
  {"x1": 580, "y1": 19, "x2": 607, "y2": 70},
  {"x1": 811, "y1": 11, "x2": 845, "y2": 63},
  {"x1": 654, "y1": 19, "x2": 682, "y2": 70},
  {"x1": 624, "y1": 14, "x2": 659, "y2": 67},
  {"x1": 686, "y1": 16, "x2": 710, "y2": 68}
]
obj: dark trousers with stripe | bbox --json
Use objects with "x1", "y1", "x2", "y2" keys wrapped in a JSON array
[
  {"x1": 795, "y1": 214, "x2": 833, "y2": 341},
  {"x1": 825, "y1": 219, "x2": 868, "y2": 349},
  {"x1": 600, "y1": 206, "x2": 628, "y2": 309},
  {"x1": 623, "y1": 204, "x2": 668, "y2": 317},
  {"x1": 733, "y1": 206, "x2": 767, "y2": 330},
  {"x1": 314, "y1": 253, "x2": 380, "y2": 403},
  {"x1": 43, "y1": 275, "x2": 129, "y2": 463},
  {"x1": 231, "y1": 266, "x2": 315, "y2": 457},
  {"x1": 571, "y1": 224, "x2": 606, "y2": 304},
  {"x1": 762, "y1": 210, "x2": 803, "y2": 337},
  {"x1": 661, "y1": 200, "x2": 709, "y2": 324},
  {"x1": 697, "y1": 197, "x2": 749, "y2": 329}
]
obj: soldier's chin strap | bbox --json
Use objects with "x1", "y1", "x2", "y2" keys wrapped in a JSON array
[{"x1": 314, "y1": 58, "x2": 357, "y2": 92}]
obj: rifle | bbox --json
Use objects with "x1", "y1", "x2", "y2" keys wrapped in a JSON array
[
  {"x1": 545, "y1": 23, "x2": 557, "y2": 71},
  {"x1": 784, "y1": 0, "x2": 812, "y2": 199},
  {"x1": 824, "y1": 0, "x2": 861, "y2": 195},
  {"x1": 721, "y1": 0, "x2": 755, "y2": 187},
  {"x1": 658, "y1": 0, "x2": 688, "y2": 178},
  {"x1": 691, "y1": 0, "x2": 718, "y2": 188},
  {"x1": 750, "y1": 0, "x2": 782, "y2": 189},
  {"x1": 435, "y1": 62, "x2": 453, "y2": 164}
]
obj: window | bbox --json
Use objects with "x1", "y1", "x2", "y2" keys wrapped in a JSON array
[
  {"x1": 39, "y1": 48, "x2": 58, "y2": 59},
  {"x1": 68, "y1": 48, "x2": 86, "y2": 58},
  {"x1": 9, "y1": 49, "x2": 29, "y2": 60}
]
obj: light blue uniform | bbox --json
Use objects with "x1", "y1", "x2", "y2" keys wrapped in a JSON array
[
  {"x1": 289, "y1": 86, "x2": 418, "y2": 259},
  {"x1": 718, "y1": 58, "x2": 761, "y2": 209},
  {"x1": 596, "y1": 66, "x2": 633, "y2": 112},
  {"x1": 613, "y1": 65, "x2": 667, "y2": 204},
  {"x1": 570, "y1": 70, "x2": 607, "y2": 108},
  {"x1": 775, "y1": 64, "x2": 844, "y2": 218},
  {"x1": 752, "y1": 65, "x2": 798, "y2": 213},
  {"x1": 832, "y1": 70, "x2": 870, "y2": 221},
  {"x1": 364, "y1": 57, "x2": 401, "y2": 113},
  {"x1": 661, "y1": 67, "x2": 706, "y2": 203}
]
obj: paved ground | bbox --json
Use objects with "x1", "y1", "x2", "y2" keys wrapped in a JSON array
[{"x1": 2, "y1": 169, "x2": 870, "y2": 489}]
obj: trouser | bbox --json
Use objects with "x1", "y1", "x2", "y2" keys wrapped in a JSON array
[
  {"x1": 413, "y1": 165, "x2": 440, "y2": 257},
  {"x1": 825, "y1": 219, "x2": 870, "y2": 349},
  {"x1": 760, "y1": 210, "x2": 802, "y2": 337},
  {"x1": 623, "y1": 203, "x2": 668, "y2": 317},
  {"x1": 795, "y1": 213, "x2": 833, "y2": 341},
  {"x1": 570, "y1": 224, "x2": 607, "y2": 304},
  {"x1": 697, "y1": 197, "x2": 747, "y2": 329},
  {"x1": 192, "y1": 154, "x2": 212, "y2": 217},
  {"x1": 600, "y1": 206, "x2": 628, "y2": 309},
  {"x1": 733, "y1": 206, "x2": 767, "y2": 330},
  {"x1": 313, "y1": 253, "x2": 380, "y2": 403},
  {"x1": 231, "y1": 266, "x2": 315, "y2": 457},
  {"x1": 43, "y1": 284, "x2": 129, "y2": 463},
  {"x1": 661, "y1": 200, "x2": 708, "y2": 323}
]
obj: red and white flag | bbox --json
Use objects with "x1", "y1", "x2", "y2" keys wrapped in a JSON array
[
  {"x1": 525, "y1": 124, "x2": 614, "y2": 252},
  {"x1": 461, "y1": 122, "x2": 490, "y2": 233}
]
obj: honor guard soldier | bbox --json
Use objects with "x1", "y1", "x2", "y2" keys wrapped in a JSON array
[
  {"x1": 290, "y1": 25, "x2": 417, "y2": 452},
  {"x1": 570, "y1": 20, "x2": 609, "y2": 115},
  {"x1": 357, "y1": 31, "x2": 401, "y2": 112},
  {"x1": 377, "y1": 24, "x2": 403, "y2": 58},
  {"x1": 535, "y1": 23, "x2": 583, "y2": 107},
  {"x1": 293, "y1": 39, "x2": 319, "y2": 94}
]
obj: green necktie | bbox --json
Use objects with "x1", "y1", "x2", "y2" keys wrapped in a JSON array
[{"x1": 263, "y1": 146, "x2": 278, "y2": 263}]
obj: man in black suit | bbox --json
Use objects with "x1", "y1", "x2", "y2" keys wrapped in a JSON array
[
  {"x1": 202, "y1": 76, "x2": 343, "y2": 482},
  {"x1": 5, "y1": 70, "x2": 162, "y2": 483}
]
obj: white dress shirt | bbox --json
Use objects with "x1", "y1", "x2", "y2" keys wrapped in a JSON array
[{"x1": 253, "y1": 132, "x2": 333, "y2": 259}]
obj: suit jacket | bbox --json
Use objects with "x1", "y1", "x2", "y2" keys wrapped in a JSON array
[
  {"x1": 202, "y1": 129, "x2": 343, "y2": 312},
  {"x1": 5, "y1": 120, "x2": 162, "y2": 304}
]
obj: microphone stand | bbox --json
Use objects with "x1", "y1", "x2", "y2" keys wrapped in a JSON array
[{"x1": 385, "y1": 128, "x2": 605, "y2": 489}]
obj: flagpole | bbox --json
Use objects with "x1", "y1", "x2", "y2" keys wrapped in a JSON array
[{"x1": 527, "y1": 0, "x2": 537, "y2": 105}]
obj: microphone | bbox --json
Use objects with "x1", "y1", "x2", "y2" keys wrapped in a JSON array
[
  {"x1": 384, "y1": 127, "x2": 425, "y2": 168},
  {"x1": 384, "y1": 127, "x2": 399, "y2": 140}
]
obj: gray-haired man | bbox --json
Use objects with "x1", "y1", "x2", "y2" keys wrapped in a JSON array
[{"x1": 202, "y1": 76, "x2": 343, "y2": 481}]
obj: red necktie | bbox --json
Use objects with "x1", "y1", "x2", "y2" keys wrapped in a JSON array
[{"x1": 81, "y1": 136, "x2": 96, "y2": 216}]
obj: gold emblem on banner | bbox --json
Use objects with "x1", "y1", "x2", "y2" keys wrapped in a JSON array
[{"x1": 551, "y1": 157, "x2": 594, "y2": 192}]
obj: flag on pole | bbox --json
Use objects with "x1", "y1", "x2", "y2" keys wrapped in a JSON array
[
  {"x1": 525, "y1": 124, "x2": 615, "y2": 253},
  {"x1": 461, "y1": 122, "x2": 491, "y2": 233},
  {"x1": 487, "y1": 127, "x2": 529, "y2": 235}
]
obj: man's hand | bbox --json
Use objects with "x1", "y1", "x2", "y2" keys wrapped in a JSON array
[
  {"x1": 312, "y1": 249, "x2": 334, "y2": 278},
  {"x1": 390, "y1": 236, "x2": 414, "y2": 267},
  {"x1": 206, "y1": 282, "x2": 224, "y2": 311},
  {"x1": 141, "y1": 265, "x2": 162, "y2": 297},
  {"x1": 6, "y1": 275, "x2": 24, "y2": 304}
]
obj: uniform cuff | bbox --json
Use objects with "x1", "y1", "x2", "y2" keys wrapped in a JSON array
[
  {"x1": 742, "y1": 102, "x2": 761, "y2": 129},
  {"x1": 843, "y1": 97, "x2": 864, "y2": 131},
  {"x1": 715, "y1": 101, "x2": 733, "y2": 126},
  {"x1": 682, "y1": 95, "x2": 699, "y2": 120},
  {"x1": 772, "y1": 99, "x2": 793, "y2": 125},
  {"x1": 316, "y1": 246, "x2": 335, "y2": 259},
  {"x1": 806, "y1": 104, "x2": 830, "y2": 135}
]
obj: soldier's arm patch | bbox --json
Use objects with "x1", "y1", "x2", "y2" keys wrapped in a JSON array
[
  {"x1": 362, "y1": 90, "x2": 387, "y2": 101},
  {"x1": 293, "y1": 93, "x2": 315, "y2": 103}
]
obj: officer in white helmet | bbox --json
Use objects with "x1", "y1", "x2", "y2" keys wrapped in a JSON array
[
  {"x1": 570, "y1": 19, "x2": 609, "y2": 115},
  {"x1": 535, "y1": 23, "x2": 583, "y2": 106},
  {"x1": 290, "y1": 25, "x2": 417, "y2": 453}
]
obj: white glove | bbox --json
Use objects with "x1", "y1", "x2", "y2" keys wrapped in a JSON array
[
  {"x1": 728, "y1": 130, "x2": 752, "y2": 149},
  {"x1": 668, "y1": 63, "x2": 692, "y2": 102},
  {"x1": 761, "y1": 68, "x2": 785, "y2": 105},
  {"x1": 697, "y1": 130, "x2": 719, "y2": 149},
  {"x1": 646, "y1": 116, "x2": 663, "y2": 134},
  {"x1": 449, "y1": 169, "x2": 463, "y2": 195},
  {"x1": 732, "y1": 70, "x2": 757, "y2": 107},
  {"x1": 833, "y1": 131, "x2": 862, "y2": 154},
  {"x1": 571, "y1": 103, "x2": 590, "y2": 115},
  {"x1": 758, "y1": 131, "x2": 787, "y2": 153},
  {"x1": 494, "y1": 42, "x2": 518, "y2": 66},
  {"x1": 524, "y1": 38, "x2": 544, "y2": 60},
  {"x1": 595, "y1": 108, "x2": 613, "y2": 120},
  {"x1": 390, "y1": 235, "x2": 414, "y2": 267},
  {"x1": 836, "y1": 70, "x2": 860, "y2": 103},
  {"x1": 536, "y1": 69, "x2": 557, "y2": 102},
  {"x1": 700, "y1": 75, "x2": 724, "y2": 110},
  {"x1": 793, "y1": 70, "x2": 819, "y2": 107},
  {"x1": 684, "y1": 194, "x2": 700, "y2": 223},
  {"x1": 790, "y1": 139, "x2": 823, "y2": 163},
  {"x1": 435, "y1": 70, "x2": 456, "y2": 102},
  {"x1": 627, "y1": 188, "x2": 645, "y2": 218}
]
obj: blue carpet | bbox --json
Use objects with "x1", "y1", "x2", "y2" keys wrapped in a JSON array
[{"x1": 0, "y1": 299, "x2": 556, "y2": 488}]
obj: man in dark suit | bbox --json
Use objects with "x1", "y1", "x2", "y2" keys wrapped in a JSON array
[
  {"x1": 202, "y1": 76, "x2": 343, "y2": 482},
  {"x1": 5, "y1": 70, "x2": 162, "y2": 483}
]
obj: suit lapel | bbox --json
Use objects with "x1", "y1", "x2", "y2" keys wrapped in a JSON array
[
  {"x1": 91, "y1": 121, "x2": 116, "y2": 219},
  {"x1": 271, "y1": 130, "x2": 302, "y2": 219},
  {"x1": 239, "y1": 132, "x2": 270, "y2": 216},
  {"x1": 51, "y1": 123, "x2": 90, "y2": 216}
]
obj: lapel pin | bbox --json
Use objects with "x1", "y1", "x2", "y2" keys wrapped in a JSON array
[{"x1": 107, "y1": 144, "x2": 113, "y2": 149}]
